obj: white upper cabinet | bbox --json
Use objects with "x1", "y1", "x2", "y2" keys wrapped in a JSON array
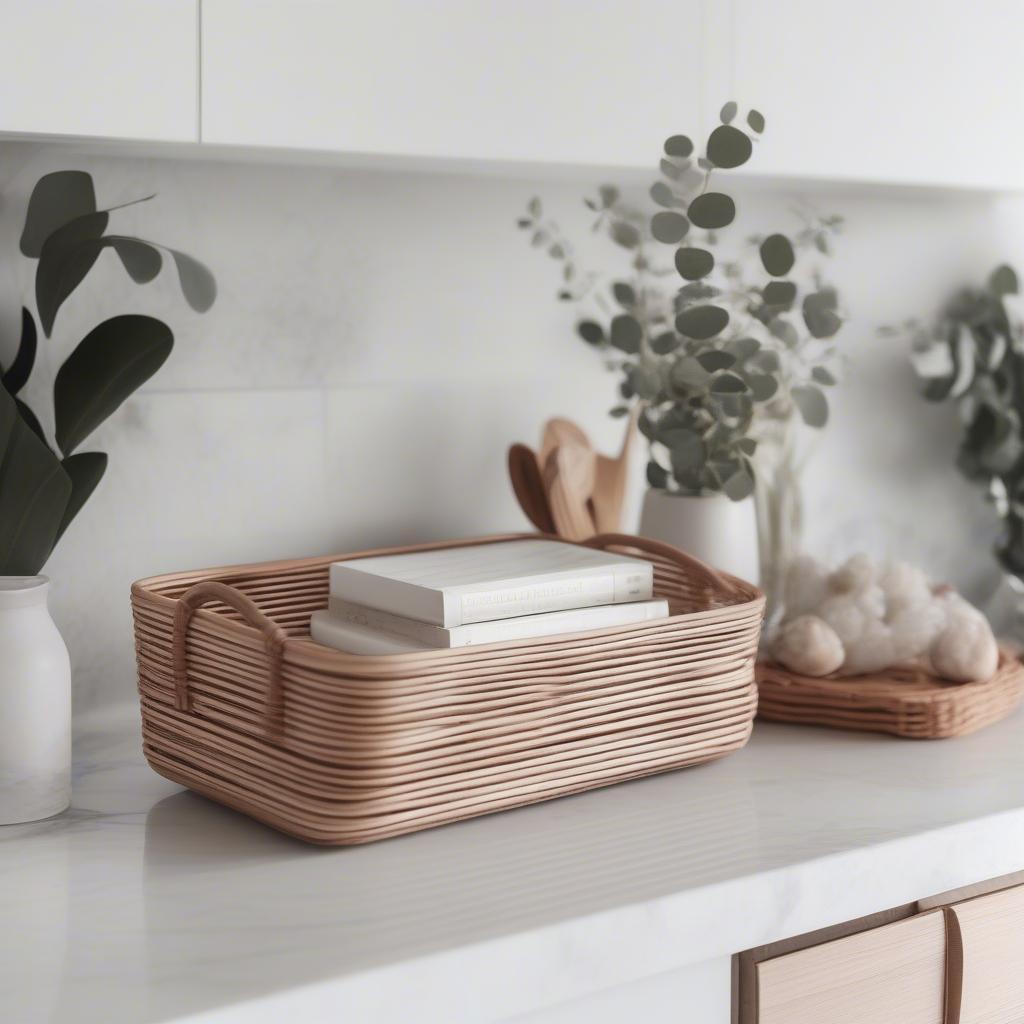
[
  {"x1": 731, "y1": 0, "x2": 1024, "y2": 190},
  {"x1": 0, "y1": 0, "x2": 198, "y2": 142},
  {"x1": 200, "y1": 0, "x2": 708, "y2": 168}
]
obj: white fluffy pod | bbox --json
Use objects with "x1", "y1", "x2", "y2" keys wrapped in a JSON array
[
  {"x1": 929, "y1": 594, "x2": 999, "y2": 683},
  {"x1": 771, "y1": 615, "x2": 845, "y2": 677}
]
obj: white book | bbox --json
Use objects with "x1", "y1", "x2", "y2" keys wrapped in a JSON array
[
  {"x1": 328, "y1": 539, "x2": 653, "y2": 627},
  {"x1": 325, "y1": 596, "x2": 669, "y2": 648},
  {"x1": 310, "y1": 599, "x2": 669, "y2": 655}
]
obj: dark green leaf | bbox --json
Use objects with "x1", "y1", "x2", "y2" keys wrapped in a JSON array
[
  {"x1": 802, "y1": 290, "x2": 842, "y2": 339},
  {"x1": 675, "y1": 247, "x2": 715, "y2": 281},
  {"x1": 610, "y1": 313, "x2": 642, "y2": 354},
  {"x1": 723, "y1": 466, "x2": 755, "y2": 501},
  {"x1": 811, "y1": 365, "x2": 837, "y2": 386},
  {"x1": 528, "y1": 197, "x2": 541, "y2": 217},
  {"x1": 676, "y1": 304, "x2": 730, "y2": 340},
  {"x1": 710, "y1": 372, "x2": 747, "y2": 394},
  {"x1": 696, "y1": 349, "x2": 735, "y2": 372},
  {"x1": 720, "y1": 101, "x2": 738, "y2": 124},
  {"x1": 0, "y1": 385, "x2": 72, "y2": 575},
  {"x1": 668, "y1": 430, "x2": 705, "y2": 471},
  {"x1": 688, "y1": 192, "x2": 735, "y2": 229},
  {"x1": 104, "y1": 236, "x2": 163, "y2": 283},
  {"x1": 660, "y1": 158, "x2": 683, "y2": 180},
  {"x1": 647, "y1": 459, "x2": 670, "y2": 488},
  {"x1": 649, "y1": 182, "x2": 676, "y2": 208},
  {"x1": 747, "y1": 109, "x2": 765, "y2": 133},
  {"x1": 990, "y1": 264, "x2": 1019, "y2": 296},
  {"x1": 609, "y1": 405, "x2": 630, "y2": 418},
  {"x1": 54, "y1": 451, "x2": 108, "y2": 542},
  {"x1": 670, "y1": 356, "x2": 710, "y2": 389},
  {"x1": 651, "y1": 331, "x2": 680, "y2": 355},
  {"x1": 651, "y1": 211, "x2": 689, "y2": 243},
  {"x1": 612, "y1": 282, "x2": 636, "y2": 307},
  {"x1": 763, "y1": 280, "x2": 797, "y2": 308},
  {"x1": 54, "y1": 315, "x2": 174, "y2": 455},
  {"x1": 577, "y1": 321, "x2": 605, "y2": 346},
  {"x1": 707, "y1": 125, "x2": 753, "y2": 169},
  {"x1": 750, "y1": 350, "x2": 781, "y2": 372},
  {"x1": 748, "y1": 374, "x2": 779, "y2": 400},
  {"x1": 171, "y1": 251, "x2": 217, "y2": 312},
  {"x1": 768, "y1": 317, "x2": 799, "y2": 347},
  {"x1": 15, "y1": 399, "x2": 47, "y2": 445},
  {"x1": 792, "y1": 385, "x2": 829, "y2": 428},
  {"x1": 20, "y1": 171, "x2": 97, "y2": 257},
  {"x1": 598, "y1": 185, "x2": 619, "y2": 207},
  {"x1": 35, "y1": 211, "x2": 110, "y2": 336},
  {"x1": 760, "y1": 234, "x2": 795, "y2": 276},
  {"x1": 664, "y1": 135, "x2": 694, "y2": 158},
  {"x1": 738, "y1": 438, "x2": 758, "y2": 456},
  {"x1": 725, "y1": 336, "x2": 760, "y2": 361},
  {"x1": 610, "y1": 221, "x2": 641, "y2": 249},
  {"x1": 1, "y1": 309, "x2": 38, "y2": 395}
]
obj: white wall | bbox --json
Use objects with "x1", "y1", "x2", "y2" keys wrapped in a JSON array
[{"x1": 0, "y1": 141, "x2": 1017, "y2": 713}]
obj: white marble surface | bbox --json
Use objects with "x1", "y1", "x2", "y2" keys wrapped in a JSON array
[{"x1": 5, "y1": 705, "x2": 1024, "y2": 1023}]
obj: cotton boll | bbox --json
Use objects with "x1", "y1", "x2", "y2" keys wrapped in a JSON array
[
  {"x1": 888, "y1": 601, "x2": 947, "y2": 663},
  {"x1": 782, "y1": 555, "x2": 830, "y2": 621},
  {"x1": 828, "y1": 553, "x2": 878, "y2": 596},
  {"x1": 818, "y1": 588, "x2": 886, "y2": 646},
  {"x1": 930, "y1": 614, "x2": 999, "y2": 682},
  {"x1": 840, "y1": 618, "x2": 899, "y2": 675},
  {"x1": 880, "y1": 561, "x2": 933, "y2": 617},
  {"x1": 772, "y1": 615, "x2": 845, "y2": 676}
]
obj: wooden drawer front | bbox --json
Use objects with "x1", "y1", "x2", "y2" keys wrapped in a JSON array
[
  {"x1": 955, "y1": 884, "x2": 1024, "y2": 1024},
  {"x1": 757, "y1": 911, "x2": 946, "y2": 1024}
]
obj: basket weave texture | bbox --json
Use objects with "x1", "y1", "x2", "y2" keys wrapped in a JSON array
[
  {"x1": 757, "y1": 650, "x2": 1024, "y2": 740},
  {"x1": 131, "y1": 533, "x2": 764, "y2": 845}
]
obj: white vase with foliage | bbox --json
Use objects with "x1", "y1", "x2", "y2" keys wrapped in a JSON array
[{"x1": 519, "y1": 102, "x2": 845, "y2": 591}]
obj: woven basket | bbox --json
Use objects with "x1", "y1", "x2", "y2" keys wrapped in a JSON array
[
  {"x1": 131, "y1": 533, "x2": 764, "y2": 845},
  {"x1": 757, "y1": 650, "x2": 1024, "y2": 739}
]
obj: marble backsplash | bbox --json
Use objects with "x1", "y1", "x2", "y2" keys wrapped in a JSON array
[{"x1": 0, "y1": 140, "x2": 1019, "y2": 713}]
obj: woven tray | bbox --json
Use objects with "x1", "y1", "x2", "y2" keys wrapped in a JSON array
[
  {"x1": 131, "y1": 533, "x2": 764, "y2": 845},
  {"x1": 756, "y1": 649, "x2": 1024, "y2": 739}
]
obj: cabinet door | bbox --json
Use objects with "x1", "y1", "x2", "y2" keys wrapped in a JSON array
[
  {"x1": 954, "y1": 883, "x2": 1024, "y2": 1023},
  {"x1": 0, "y1": 0, "x2": 197, "y2": 141},
  {"x1": 732, "y1": 0, "x2": 1024, "y2": 189},
  {"x1": 756, "y1": 910, "x2": 946, "y2": 1024},
  {"x1": 201, "y1": 0, "x2": 706, "y2": 167}
]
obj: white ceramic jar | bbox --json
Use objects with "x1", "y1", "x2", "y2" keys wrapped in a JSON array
[
  {"x1": 0, "y1": 576, "x2": 71, "y2": 825},
  {"x1": 638, "y1": 489, "x2": 760, "y2": 585}
]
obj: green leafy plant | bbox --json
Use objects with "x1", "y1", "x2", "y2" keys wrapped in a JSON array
[
  {"x1": 0, "y1": 171, "x2": 215, "y2": 575},
  {"x1": 894, "y1": 264, "x2": 1024, "y2": 578},
  {"x1": 518, "y1": 103, "x2": 845, "y2": 503}
]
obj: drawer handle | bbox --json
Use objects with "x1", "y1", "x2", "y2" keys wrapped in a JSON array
[{"x1": 943, "y1": 906, "x2": 964, "y2": 1024}]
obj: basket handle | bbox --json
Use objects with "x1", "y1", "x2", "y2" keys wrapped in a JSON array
[
  {"x1": 583, "y1": 532, "x2": 743, "y2": 599},
  {"x1": 172, "y1": 580, "x2": 289, "y2": 736}
]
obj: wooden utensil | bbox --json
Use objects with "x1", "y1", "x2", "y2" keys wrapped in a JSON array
[
  {"x1": 591, "y1": 406, "x2": 639, "y2": 532},
  {"x1": 540, "y1": 417, "x2": 591, "y2": 465},
  {"x1": 543, "y1": 443, "x2": 597, "y2": 541},
  {"x1": 507, "y1": 443, "x2": 556, "y2": 534}
]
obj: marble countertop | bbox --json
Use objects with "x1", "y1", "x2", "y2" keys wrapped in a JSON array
[{"x1": 5, "y1": 703, "x2": 1024, "y2": 1024}]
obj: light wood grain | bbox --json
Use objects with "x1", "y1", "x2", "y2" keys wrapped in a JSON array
[
  {"x1": 953, "y1": 883, "x2": 1024, "y2": 1024},
  {"x1": 757, "y1": 911, "x2": 946, "y2": 1024}
]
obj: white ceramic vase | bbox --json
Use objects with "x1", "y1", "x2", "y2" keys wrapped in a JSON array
[
  {"x1": 638, "y1": 488, "x2": 760, "y2": 584},
  {"x1": 0, "y1": 577, "x2": 71, "y2": 825}
]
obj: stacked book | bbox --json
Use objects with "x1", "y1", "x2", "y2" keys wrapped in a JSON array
[{"x1": 310, "y1": 538, "x2": 669, "y2": 654}]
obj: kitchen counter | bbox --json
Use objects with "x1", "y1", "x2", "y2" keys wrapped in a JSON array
[{"x1": 4, "y1": 703, "x2": 1024, "y2": 1024}]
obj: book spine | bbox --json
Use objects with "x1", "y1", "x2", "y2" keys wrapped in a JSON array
[
  {"x1": 327, "y1": 598, "x2": 451, "y2": 646},
  {"x1": 455, "y1": 566, "x2": 652, "y2": 625}
]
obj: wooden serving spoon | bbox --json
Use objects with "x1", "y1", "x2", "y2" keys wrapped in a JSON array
[
  {"x1": 540, "y1": 417, "x2": 591, "y2": 466},
  {"x1": 507, "y1": 443, "x2": 557, "y2": 533},
  {"x1": 543, "y1": 443, "x2": 597, "y2": 541},
  {"x1": 591, "y1": 406, "x2": 639, "y2": 532}
]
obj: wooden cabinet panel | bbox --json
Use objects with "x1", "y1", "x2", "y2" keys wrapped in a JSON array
[
  {"x1": 955, "y1": 884, "x2": 1024, "y2": 1024},
  {"x1": 0, "y1": 0, "x2": 198, "y2": 141},
  {"x1": 756, "y1": 910, "x2": 946, "y2": 1024},
  {"x1": 732, "y1": 0, "x2": 1024, "y2": 190},
  {"x1": 201, "y1": 0, "x2": 707, "y2": 167}
]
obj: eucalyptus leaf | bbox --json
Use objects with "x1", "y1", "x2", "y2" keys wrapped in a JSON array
[
  {"x1": 0, "y1": 385, "x2": 72, "y2": 575},
  {"x1": 748, "y1": 374, "x2": 779, "y2": 401},
  {"x1": 647, "y1": 459, "x2": 670, "y2": 489},
  {"x1": 171, "y1": 251, "x2": 217, "y2": 312},
  {"x1": 802, "y1": 289, "x2": 842, "y2": 339},
  {"x1": 768, "y1": 316, "x2": 800, "y2": 347},
  {"x1": 720, "y1": 101, "x2": 738, "y2": 124},
  {"x1": 55, "y1": 451, "x2": 108, "y2": 542},
  {"x1": 651, "y1": 331, "x2": 681, "y2": 355},
  {"x1": 688, "y1": 192, "x2": 735, "y2": 230},
  {"x1": 649, "y1": 182, "x2": 676, "y2": 209},
  {"x1": 668, "y1": 430, "x2": 705, "y2": 471},
  {"x1": 610, "y1": 221, "x2": 641, "y2": 249},
  {"x1": 19, "y1": 171, "x2": 97, "y2": 257},
  {"x1": 103, "y1": 236, "x2": 163, "y2": 283},
  {"x1": 696, "y1": 349, "x2": 735, "y2": 372},
  {"x1": 660, "y1": 158, "x2": 683, "y2": 180},
  {"x1": 760, "y1": 234, "x2": 795, "y2": 276},
  {"x1": 990, "y1": 264, "x2": 1019, "y2": 296},
  {"x1": 674, "y1": 247, "x2": 714, "y2": 281},
  {"x1": 2, "y1": 309, "x2": 38, "y2": 396},
  {"x1": 670, "y1": 356, "x2": 710, "y2": 389},
  {"x1": 750, "y1": 350, "x2": 781, "y2": 372},
  {"x1": 598, "y1": 185, "x2": 619, "y2": 207},
  {"x1": 725, "y1": 336, "x2": 760, "y2": 361},
  {"x1": 676, "y1": 304, "x2": 729, "y2": 340},
  {"x1": 747, "y1": 109, "x2": 765, "y2": 133},
  {"x1": 651, "y1": 211, "x2": 689, "y2": 243},
  {"x1": 610, "y1": 313, "x2": 642, "y2": 354},
  {"x1": 723, "y1": 466, "x2": 755, "y2": 501},
  {"x1": 577, "y1": 320, "x2": 605, "y2": 346},
  {"x1": 811, "y1": 365, "x2": 837, "y2": 385},
  {"x1": 706, "y1": 125, "x2": 752, "y2": 169},
  {"x1": 763, "y1": 280, "x2": 797, "y2": 308},
  {"x1": 738, "y1": 438, "x2": 758, "y2": 456},
  {"x1": 613, "y1": 282, "x2": 636, "y2": 307},
  {"x1": 710, "y1": 372, "x2": 747, "y2": 394},
  {"x1": 664, "y1": 135, "x2": 694, "y2": 158},
  {"x1": 54, "y1": 315, "x2": 174, "y2": 455},
  {"x1": 792, "y1": 385, "x2": 830, "y2": 428}
]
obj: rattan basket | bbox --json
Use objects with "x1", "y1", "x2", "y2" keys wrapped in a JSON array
[
  {"x1": 131, "y1": 533, "x2": 764, "y2": 844},
  {"x1": 757, "y1": 650, "x2": 1024, "y2": 739}
]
